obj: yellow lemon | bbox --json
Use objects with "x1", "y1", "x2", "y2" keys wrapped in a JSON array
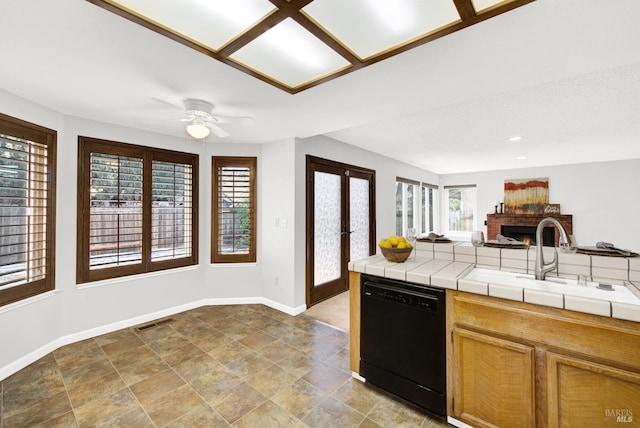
[
  {"x1": 398, "y1": 237, "x2": 407, "y2": 243},
  {"x1": 397, "y1": 242, "x2": 408, "y2": 249},
  {"x1": 379, "y1": 239, "x2": 392, "y2": 248},
  {"x1": 388, "y1": 236, "x2": 399, "y2": 247},
  {"x1": 406, "y1": 242, "x2": 412, "y2": 248}
]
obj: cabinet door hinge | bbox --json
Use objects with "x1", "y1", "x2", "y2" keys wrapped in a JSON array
[
  {"x1": 451, "y1": 330, "x2": 454, "y2": 343},
  {"x1": 452, "y1": 396, "x2": 455, "y2": 412}
]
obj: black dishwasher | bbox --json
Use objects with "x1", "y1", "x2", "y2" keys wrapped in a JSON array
[{"x1": 360, "y1": 274, "x2": 446, "y2": 416}]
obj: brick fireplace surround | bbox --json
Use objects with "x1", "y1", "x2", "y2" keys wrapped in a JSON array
[{"x1": 486, "y1": 214, "x2": 573, "y2": 247}]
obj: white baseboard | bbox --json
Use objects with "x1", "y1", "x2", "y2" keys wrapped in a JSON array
[{"x1": 0, "y1": 297, "x2": 304, "y2": 381}]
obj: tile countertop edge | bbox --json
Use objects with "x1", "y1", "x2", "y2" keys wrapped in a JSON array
[{"x1": 348, "y1": 258, "x2": 639, "y2": 323}]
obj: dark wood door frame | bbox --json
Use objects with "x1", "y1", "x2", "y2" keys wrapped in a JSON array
[{"x1": 305, "y1": 155, "x2": 376, "y2": 307}]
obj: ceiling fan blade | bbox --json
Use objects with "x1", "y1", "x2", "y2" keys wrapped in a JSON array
[
  {"x1": 211, "y1": 116, "x2": 255, "y2": 125},
  {"x1": 209, "y1": 123, "x2": 230, "y2": 138}
]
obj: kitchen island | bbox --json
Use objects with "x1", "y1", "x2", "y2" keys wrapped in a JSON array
[{"x1": 349, "y1": 242, "x2": 640, "y2": 428}]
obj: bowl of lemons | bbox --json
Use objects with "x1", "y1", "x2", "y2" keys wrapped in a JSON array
[{"x1": 379, "y1": 235, "x2": 413, "y2": 262}]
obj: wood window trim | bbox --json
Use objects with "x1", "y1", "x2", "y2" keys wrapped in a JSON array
[
  {"x1": 0, "y1": 113, "x2": 57, "y2": 307},
  {"x1": 76, "y1": 136, "x2": 198, "y2": 284},
  {"x1": 211, "y1": 156, "x2": 257, "y2": 264}
]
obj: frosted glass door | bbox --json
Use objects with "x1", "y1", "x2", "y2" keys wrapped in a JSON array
[
  {"x1": 313, "y1": 171, "x2": 342, "y2": 286},
  {"x1": 349, "y1": 176, "x2": 370, "y2": 262}
]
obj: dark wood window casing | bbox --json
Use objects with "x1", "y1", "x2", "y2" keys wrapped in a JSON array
[
  {"x1": 211, "y1": 157, "x2": 257, "y2": 264},
  {"x1": 77, "y1": 136, "x2": 198, "y2": 283},
  {"x1": 0, "y1": 112, "x2": 57, "y2": 306}
]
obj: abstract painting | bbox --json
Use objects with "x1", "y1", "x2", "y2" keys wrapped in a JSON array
[{"x1": 504, "y1": 178, "x2": 549, "y2": 214}]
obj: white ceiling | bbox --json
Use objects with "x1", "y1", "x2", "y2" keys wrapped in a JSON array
[{"x1": 1, "y1": 0, "x2": 639, "y2": 174}]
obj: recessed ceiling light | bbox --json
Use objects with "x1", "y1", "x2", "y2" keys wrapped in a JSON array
[
  {"x1": 509, "y1": 136, "x2": 523, "y2": 142},
  {"x1": 517, "y1": 156, "x2": 526, "y2": 160}
]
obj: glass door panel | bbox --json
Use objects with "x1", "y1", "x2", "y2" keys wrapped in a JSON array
[
  {"x1": 349, "y1": 176, "x2": 370, "y2": 262},
  {"x1": 313, "y1": 171, "x2": 342, "y2": 286}
]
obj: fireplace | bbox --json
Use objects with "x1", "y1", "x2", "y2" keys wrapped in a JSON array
[
  {"x1": 486, "y1": 214, "x2": 573, "y2": 247},
  {"x1": 501, "y1": 225, "x2": 554, "y2": 246}
]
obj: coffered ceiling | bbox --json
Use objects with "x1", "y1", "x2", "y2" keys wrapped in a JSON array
[
  {"x1": 88, "y1": 0, "x2": 534, "y2": 93},
  {"x1": 1, "y1": 0, "x2": 639, "y2": 174}
]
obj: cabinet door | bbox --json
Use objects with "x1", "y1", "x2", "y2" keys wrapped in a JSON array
[
  {"x1": 547, "y1": 352, "x2": 640, "y2": 427},
  {"x1": 452, "y1": 328, "x2": 536, "y2": 428}
]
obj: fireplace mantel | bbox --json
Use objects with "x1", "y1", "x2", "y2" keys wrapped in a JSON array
[{"x1": 486, "y1": 214, "x2": 573, "y2": 246}]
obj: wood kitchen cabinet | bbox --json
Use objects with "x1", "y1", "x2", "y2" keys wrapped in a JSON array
[
  {"x1": 547, "y1": 352, "x2": 640, "y2": 427},
  {"x1": 452, "y1": 328, "x2": 536, "y2": 427},
  {"x1": 447, "y1": 290, "x2": 640, "y2": 428}
]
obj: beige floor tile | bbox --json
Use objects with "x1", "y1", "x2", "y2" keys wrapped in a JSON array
[
  {"x1": 165, "y1": 403, "x2": 230, "y2": 428},
  {"x1": 65, "y1": 370, "x2": 127, "y2": 408},
  {"x1": 117, "y1": 354, "x2": 170, "y2": 386},
  {"x1": 60, "y1": 359, "x2": 116, "y2": 388},
  {"x1": 224, "y1": 351, "x2": 273, "y2": 378},
  {"x1": 271, "y1": 378, "x2": 329, "y2": 419},
  {"x1": 173, "y1": 353, "x2": 222, "y2": 383},
  {"x1": 212, "y1": 382, "x2": 267, "y2": 424},
  {"x1": 367, "y1": 397, "x2": 427, "y2": 428},
  {"x1": 143, "y1": 383, "x2": 205, "y2": 426},
  {"x1": 101, "y1": 335, "x2": 145, "y2": 358},
  {"x1": 245, "y1": 364, "x2": 299, "y2": 398},
  {"x1": 130, "y1": 369, "x2": 186, "y2": 404},
  {"x1": 163, "y1": 342, "x2": 206, "y2": 366},
  {"x1": 302, "y1": 361, "x2": 352, "y2": 394},
  {"x1": 106, "y1": 343, "x2": 157, "y2": 369},
  {"x1": 3, "y1": 391, "x2": 72, "y2": 427},
  {"x1": 207, "y1": 340, "x2": 253, "y2": 365},
  {"x1": 73, "y1": 388, "x2": 141, "y2": 427},
  {"x1": 332, "y1": 378, "x2": 388, "y2": 415},
  {"x1": 186, "y1": 366, "x2": 243, "y2": 406},
  {"x1": 301, "y1": 395, "x2": 366, "y2": 428},
  {"x1": 238, "y1": 330, "x2": 277, "y2": 351},
  {"x1": 232, "y1": 400, "x2": 304, "y2": 428}
]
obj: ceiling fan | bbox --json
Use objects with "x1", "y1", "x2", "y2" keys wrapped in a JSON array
[{"x1": 181, "y1": 98, "x2": 254, "y2": 140}]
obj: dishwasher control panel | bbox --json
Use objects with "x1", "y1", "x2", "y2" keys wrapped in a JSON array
[{"x1": 363, "y1": 281, "x2": 438, "y2": 312}]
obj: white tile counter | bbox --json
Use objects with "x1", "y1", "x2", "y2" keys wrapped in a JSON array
[{"x1": 349, "y1": 241, "x2": 640, "y2": 322}]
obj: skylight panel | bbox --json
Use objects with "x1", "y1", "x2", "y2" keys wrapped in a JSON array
[
  {"x1": 108, "y1": 0, "x2": 275, "y2": 51},
  {"x1": 302, "y1": 0, "x2": 461, "y2": 60},
  {"x1": 229, "y1": 18, "x2": 351, "y2": 89}
]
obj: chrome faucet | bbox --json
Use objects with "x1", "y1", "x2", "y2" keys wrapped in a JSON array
[{"x1": 535, "y1": 217, "x2": 574, "y2": 280}]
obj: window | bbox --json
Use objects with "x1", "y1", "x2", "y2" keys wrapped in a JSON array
[
  {"x1": 77, "y1": 137, "x2": 198, "y2": 283},
  {"x1": 444, "y1": 185, "x2": 477, "y2": 235},
  {"x1": 395, "y1": 178, "x2": 417, "y2": 236},
  {"x1": 0, "y1": 113, "x2": 56, "y2": 306},
  {"x1": 212, "y1": 157, "x2": 256, "y2": 263},
  {"x1": 421, "y1": 183, "x2": 438, "y2": 234},
  {"x1": 396, "y1": 178, "x2": 438, "y2": 236}
]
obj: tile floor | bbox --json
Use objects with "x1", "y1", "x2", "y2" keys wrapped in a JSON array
[{"x1": 0, "y1": 304, "x2": 450, "y2": 427}]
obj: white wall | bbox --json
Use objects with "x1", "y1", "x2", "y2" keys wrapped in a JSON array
[{"x1": 441, "y1": 160, "x2": 640, "y2": 250}]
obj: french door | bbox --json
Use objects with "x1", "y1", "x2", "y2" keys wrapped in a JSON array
[{"x1": 306, "y1": 156, "x2": 376, "y2": 306}]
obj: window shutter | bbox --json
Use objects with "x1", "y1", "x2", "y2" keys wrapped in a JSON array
[
  {"x1": 151, "y1": 160, "x2": 193, "y2": 261},
  {"x1": 0, "y1": 136, "x2": 49, "y2": 286},
  {"x1": 0, "y1": 113, "x2": 56, "y2": 306},
  {"x1": 212, "y1": 157, "x2": 256, "y2": 263},
  {"x1": 89, "y1": 153, "x2": 143, "y2": 269}
]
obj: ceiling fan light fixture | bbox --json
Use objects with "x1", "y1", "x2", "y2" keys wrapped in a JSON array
[{"x1": 186, "y1": 120, "x2": 210, "y2": 139}]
